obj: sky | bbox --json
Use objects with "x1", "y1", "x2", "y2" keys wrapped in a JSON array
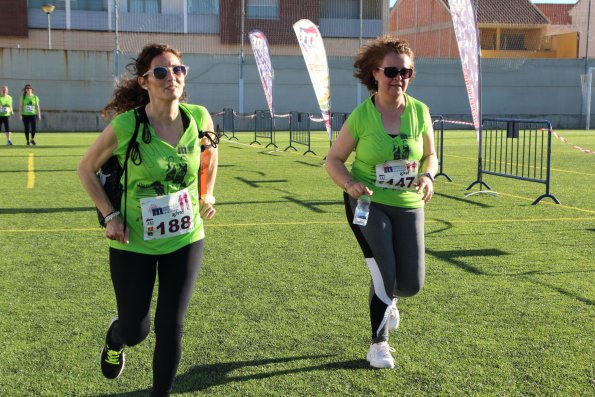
[{"x1": 389, "y1": 0, "x2": 578, "y2": 5}]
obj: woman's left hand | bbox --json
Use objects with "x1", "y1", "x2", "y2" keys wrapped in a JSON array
[
  {"x1": 416, "y1": 176, "x2": 434, "y2": 204},
  {"x1": 200, "y1": 201, "x2": 216, "y2": 220}
]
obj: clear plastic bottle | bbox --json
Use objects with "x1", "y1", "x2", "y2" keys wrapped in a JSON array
[{"x1": 353, "y1": 194, "x2": 371, "y2": 226}]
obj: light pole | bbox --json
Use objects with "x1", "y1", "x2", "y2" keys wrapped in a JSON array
[{"x1": 41, "y1": 4, "x2": 55, "y2": 50}]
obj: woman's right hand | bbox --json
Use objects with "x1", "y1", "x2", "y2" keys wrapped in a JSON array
[
  {"x1": 345, "y1": 180, "x2": 373, "y2": 199},
  {"x1": 105, "y1": 217, "x2": 129, "y2": 244}
]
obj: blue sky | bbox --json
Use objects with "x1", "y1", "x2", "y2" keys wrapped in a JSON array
[{"x1": 389, "y1": 0, "x2": 577, "y2": 5}]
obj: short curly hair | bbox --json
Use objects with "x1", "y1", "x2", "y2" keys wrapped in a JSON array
[{"x1": 354, "y1": 35, "x2": 415, "y2": 91}]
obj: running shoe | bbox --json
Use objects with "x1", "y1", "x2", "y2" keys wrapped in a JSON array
[
  {"x1": 100, "y1": 318, "x2": 125, "y2": 379},
  {"x1": 30, "y1": 139, "x2": 36, "y2": 146},
  {"x1": 366, "y1": 341, "x2": 395, "y2": 369}
]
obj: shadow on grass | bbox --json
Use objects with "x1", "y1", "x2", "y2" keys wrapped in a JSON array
[
  {"x1": 433, "y1": 192, "x2": 492, "y2": 208},
  {"x1": 284, "y1": 196, "x2": 343, "y2": 213},
  {"x1": 235, "y1": 176, "x2": 288, "y2": 188},
  {"x1": 428, "y1": 248, "x2": 594, "y2": 305},
  {"x1": 91, "y1": 355, "x2": 367, "y2": 397},
  {"x1": 426, "y1": 219, "x2": 454, "y2": 235},
  {"x1": 0, "y1": 206, "x2": 94, "y2": 215},
  {"x1": 294, "y1": 160, "x2": 322, "y2": 167},
  {"x1": 427, "y1": 248, "x2": 507, "y2": 275}
]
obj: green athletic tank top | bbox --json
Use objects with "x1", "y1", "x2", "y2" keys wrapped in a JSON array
[
  {"x1": 0, "y1": 95, "x2": 13, "y2": 116},
  {"x1": 347, "y1": 93, "x2": 431, "y2": 208},
  {"x1": 21, "y1": 95, "x2": 39, "y2": 116},
  {"x1": 109, "y1": 103, "x2": 210, "y2": 254}
]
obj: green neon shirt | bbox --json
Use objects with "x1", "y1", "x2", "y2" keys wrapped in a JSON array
[
  {"x1": 109, "y1": 103, "x2": 210, "y2": 254},
  {"x1": 0, "y1": 95, "x2": 13, "y2": 116},
  {"x1": 21, "y1": 95, "x2": 39, "y2": 116},
  {"x1": 347, "y1": 93, "x2": 431, "y2": 208}
]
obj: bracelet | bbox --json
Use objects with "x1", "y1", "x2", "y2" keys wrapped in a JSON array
[
  {"x1": 420, "y1": 172, "x2": 434, "y2": 182},
  {"x1": 343, "y1": 179, "x2": 355, "y2": 190},
  {"x1": 200, "y1": 194, "x2": 216, "y2": 205},
  {"x1": 103, "y1": 210, "x2": 120, "y2": 224}
]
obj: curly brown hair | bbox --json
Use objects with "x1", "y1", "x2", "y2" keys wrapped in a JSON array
[
  {"x1": 354, "y1": 35, "x2": 415, "y2": 92},
  {"x1": 102, "y1": 43, "x2": 183, "y2": 118}
]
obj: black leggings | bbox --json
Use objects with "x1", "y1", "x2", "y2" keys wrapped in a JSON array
[
  {"x1": 22, "y1": 115, "x2": 37, "y2": 141},
  {"x1": 108, "y1": 240, "x2": 204, "y2": 396},
  {"x1": 0, "y1": 116, "x2": 9, "y2": 132}
]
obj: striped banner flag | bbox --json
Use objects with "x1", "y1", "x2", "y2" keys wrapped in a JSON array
[
  {"x1": 449, "y1": 0, "x2": 481, "y2": 141},
  {"x1": 248, "y1": 29, "x2": 275, "y2": 120},
  {"x1": 293, "y1": 19, "x2": 332, "y2": 142}
]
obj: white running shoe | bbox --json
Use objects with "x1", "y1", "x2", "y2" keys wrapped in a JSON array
[
  {"x1": 366, "y1": 341, "x2": 395, "y2": 369},
  {"x1": 387, "y1": 298, "x2": 400, "y2": 332}
]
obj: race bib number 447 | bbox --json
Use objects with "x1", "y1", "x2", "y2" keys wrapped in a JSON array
[
  {"x1": 140, "y1": 188, "x2": 194, "y2": 240},
  {"x1": 375, "y1": 160, "x2": 419, "y2": 190}
]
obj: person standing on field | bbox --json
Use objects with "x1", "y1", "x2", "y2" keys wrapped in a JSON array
[
  {"x1": 78, "y1": 43, "x2": 219, "y2": 397},
  {"x1": 0, "y1": 86, "x2": 14, "y2": 145},
  {"x1": 325, "y1": 36, "x2": 437, "y2": 369},
  {"x1": 19, "y1": 84, "x2": 41, "y2": 146}
]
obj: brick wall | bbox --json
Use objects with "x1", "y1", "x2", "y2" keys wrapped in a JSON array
[{"x1": 0, "y1": 0, "x2": 28, "y2": 37}]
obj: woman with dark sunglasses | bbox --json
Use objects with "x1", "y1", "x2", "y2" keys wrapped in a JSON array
[
  {"x1": 78, "y1": 43, "x2": 218, "y2": 396},
  {"x1": 326, "y1": 35, "x2": 437, "y2": 369}
]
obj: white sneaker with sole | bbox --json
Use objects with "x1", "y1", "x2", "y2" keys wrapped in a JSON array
[
  {"x1": 387, "y1": 298, "x2": 400, "y2": 332},
  {"x1": 366, "y1": 341, "x2": 395, "y2": 369}
]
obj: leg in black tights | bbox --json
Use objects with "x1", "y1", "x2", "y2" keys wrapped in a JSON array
[{"x1": 108, "y1": 240, "x2": 204, "y2": 396}]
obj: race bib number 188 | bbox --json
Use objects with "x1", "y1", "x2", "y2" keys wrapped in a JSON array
[
  {"x1": 375, "y1": 160, "x2": 419, "y2": 190},
  {"x1": 140, "y1": 188, "x2": 194, "y2": 240}
]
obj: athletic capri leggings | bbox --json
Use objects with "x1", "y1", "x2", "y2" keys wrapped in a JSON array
[
  {"x1": 344, "y1": 192, "x2": 425, "y2": 343},
  {"x1": 0, "y1": 116, "x2": 9, "y2": 132},
  {"x1": 108, "y1": 239, "x2": 204, "y2": 396},
  {"x1": 22, "y1": 115, "x2": 37, "y2": 140}
]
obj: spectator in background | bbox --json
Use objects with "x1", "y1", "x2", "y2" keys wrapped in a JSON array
[
  {"x1": 0, "y1": 86, "x2": 13, "y2": 145},
  {"x1": 19, "y1": 84, "x2": 41, "y2": 146}
]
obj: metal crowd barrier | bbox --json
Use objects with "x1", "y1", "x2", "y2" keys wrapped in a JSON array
[
  {"x1": 284, "y1": 111, "x2": 316, "y2": 155},
  {"x1": 250, "y1": 110, "x2": 277, "y2": 149},
  {"x1": 467, "y1": 118, "x2": 560, "y2": 205},
  {"x1": 431, "y1": 114, "x2": 452, "y2": 182}
]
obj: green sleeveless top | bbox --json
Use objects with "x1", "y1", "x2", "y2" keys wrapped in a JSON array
[
  {"x1": 109, "y1": 103, "x2": 210, "y2": 254},
  {"x1": 21, "y1": 95, "x2": 39, "y2": 116},
  {"x1": 347, "y1": 93, "x2": 431, "y2": 208},
  {"x1": 0, "y1": 95, "x2": 13, "y2": 116}
]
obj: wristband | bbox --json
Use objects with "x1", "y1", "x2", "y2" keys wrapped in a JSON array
[
  {"x1": 103, "y1": 210, "x2": 120, "y2": 224},
  {"x1": 201, "y1": 194, "x2": 216, "y2": 205},
  {"x1": 420, "y1": 172, "x2": 434, "y2": 182}
]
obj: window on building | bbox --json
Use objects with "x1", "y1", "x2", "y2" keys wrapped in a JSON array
[
  {"x1": 321, "y1": 0, "x2": 380, "y2": 19},
  {"x1": 247, "y1": 0, "x2": 278, "y2": 19},
  {"x1": 28, "y1": 0, "x2": 66, "y2": 10},
  {"x1": 188, "y1": 0, "x2": 219, "y2": 15},
  {"x1": 127, "y1": 0, "x2": 161, "y2": 13},
  {"x1": 70, "y1": 0, "x2": 108, "y2": 11},
  {"x1": 321, "y1": 0, "x2": 357, "y2": 18},
  {"x1": 500, "y1": 33, "x2": 526, "y2": 51}
]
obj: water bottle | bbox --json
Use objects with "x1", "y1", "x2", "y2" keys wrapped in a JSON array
[{"x1": 353, "y1": 194, "x2": 371, "y2": 226}]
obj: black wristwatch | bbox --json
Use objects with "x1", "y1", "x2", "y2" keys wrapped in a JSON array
[{"x1": 420, "y1": 172, "x2": 434, "y2": 182}]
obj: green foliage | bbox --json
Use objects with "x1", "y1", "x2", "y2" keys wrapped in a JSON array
[{"x1": 0, "y1": 130, "x2": 593, "y2": 396}]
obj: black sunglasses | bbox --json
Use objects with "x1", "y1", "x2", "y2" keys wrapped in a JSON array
[
  {"x1": 143, "y1": 65, "x2": 188, "y2": 80},
  {"x1": 377, "y1": 66, "x2": 413, "y2": 79}
]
